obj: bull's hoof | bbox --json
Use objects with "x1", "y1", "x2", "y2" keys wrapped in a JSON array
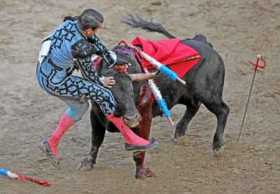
[
  {"x1": 173, "y1": 136, "x2": 193, "y2": 149},
  {"x1": 212, "y1": 138, "x2": 224, "y2": 152},
  {"x1": 174, "y1": 130, "x2": 186, "y2": 139},
  {"x1": 171, "y1": 137, "x2": 178, "y2": 144},
  {"x1": 135, "y1": 167, "x2": 156, "y2": 179},
  {"x1": 213, "y1": 146, "x2": 224, "y2": 158},
  {"x1": 78, "y1": 156, "x2": 95, "y2": 171}
]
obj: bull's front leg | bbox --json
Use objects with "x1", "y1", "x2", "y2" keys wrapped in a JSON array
[
  {"x1": 79, "y1": 110, "x2": 106, "y2": 170},
  {"x1": 134, "y1": 92, "x2": 155, "y2": 179}
]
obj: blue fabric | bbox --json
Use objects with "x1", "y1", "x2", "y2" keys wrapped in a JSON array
[
  {"x1": 65, "y1": 106, "x2": 79, "y2": 119},
  {"x1": 159, "y1": 65, "x2": 177, "y2": 81},
  {"x1": 63, "y1": 101, "x2": 89, "y2": 121},
  {"x1": 49, "y1": 20, "x2": 83, "y2": 68},
  {"x1": 0, "y1": 168, "x2": 8, "y2": 176},
  {"x1": 36, "y1": 20, "x2": 84, "y2": 88},
  {"x1": 36, "y1": 20, "x2": 107, "y2": 87},
  {"x1": 36, "y1": 72, "x2": 116, "y2": 116},
  {"x1": 36, "y1": 20, "x2": 117, "y2": 117},
  {"x1": 157, "y1": 99, "x2": 172, "y2": 117}
]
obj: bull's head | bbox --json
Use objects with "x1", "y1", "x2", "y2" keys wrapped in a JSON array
[{"x1": 98, "y1": 45, "x2": 153, "y2": 128}]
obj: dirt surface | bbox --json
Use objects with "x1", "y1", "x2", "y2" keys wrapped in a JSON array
[{"x1": 0, "y1": 0, "x2": 279, "y2": 194}]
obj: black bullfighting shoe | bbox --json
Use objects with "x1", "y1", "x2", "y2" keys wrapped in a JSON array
[
  {"x1": 39, "y1": 140, "x2": 61, "y2": 166},
  {"x1": 125, "y1": 137, "x2": 159, "y2": 151}
]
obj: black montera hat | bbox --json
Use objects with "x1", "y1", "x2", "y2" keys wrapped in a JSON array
[{"x1": 78, "y1": 9, "x2": 104, "y2": 30}]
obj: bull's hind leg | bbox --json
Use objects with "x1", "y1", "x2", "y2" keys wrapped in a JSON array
[
  {"x1": 203, "y1": 98, "x2": 229, "y2": 151},
  {"x1": 79, "y1": 109, "x2": 106, "y2": 170},
  {"x1": 175, "y1": 100, "x2": 201, "y2": 139}
]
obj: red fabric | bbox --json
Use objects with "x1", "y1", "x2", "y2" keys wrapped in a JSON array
[
  {"x1": 17, "y1": 174, "x2": 51, "y2": 187},
  {"x1": 131, "y1": 36, "x2": 202, "y2": 78}
]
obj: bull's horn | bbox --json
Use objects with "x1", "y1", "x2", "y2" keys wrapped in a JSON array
[{"x1": 129, "y1": 72, "x2": 157, "y2": 81}]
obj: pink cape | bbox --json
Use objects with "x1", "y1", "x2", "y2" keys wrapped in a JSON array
[{"x1": 131, "y1": 36, "x2": 202, "y2": 78}]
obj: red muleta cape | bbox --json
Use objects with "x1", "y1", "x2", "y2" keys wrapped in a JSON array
[{"x1": 131, "y1": 36, "x2": 202, "y2": 78}]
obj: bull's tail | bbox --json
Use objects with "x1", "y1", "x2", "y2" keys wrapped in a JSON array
[{"x1": 122, "y1": 14, "x2": 176, "y2": 39}]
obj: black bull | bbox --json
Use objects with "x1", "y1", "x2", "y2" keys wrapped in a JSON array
[{"x1": 79, "y1": 19, "x2": 230, "y2": 179}]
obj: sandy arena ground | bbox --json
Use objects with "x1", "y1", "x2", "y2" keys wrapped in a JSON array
[{"x1": 0, "y1": 0, "x2": 279, "y2": 193}]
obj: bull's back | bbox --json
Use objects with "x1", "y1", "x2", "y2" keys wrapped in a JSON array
[{"x1": 181, "y1": 38, "x2": 226, "y2": 99}]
